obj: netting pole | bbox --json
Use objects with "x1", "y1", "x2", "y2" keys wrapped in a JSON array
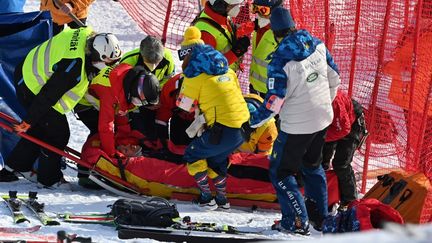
[
  {"x1": 410, "y1": 0, "x2": 424, "y2": 168},
  {"x1": 347, "y1": 0, "x2": 362, "y2": 97},
  {"x1": 161, "y1": 0, "x2": 174, "y2": 45},
  {"x1": 324, "y1": 0, "x2": 330, "y2": 50},
  {"x1": 404, "y1": 0, "x2": 411, "y2": 27},
  {"x1": 361, "y1": 0, "x2": 394, "y2": 193}
]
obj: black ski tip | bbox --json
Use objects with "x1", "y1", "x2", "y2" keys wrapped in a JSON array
[
  {"x1": 46, "y1": 220, "x2": 61, "y2": 226},
  {"x1": 29, "y1": 191, "x2": 38, "y2": 199},
  {"x1": 57, "y1": 230, "x2": 67, "y2": 240},
  {"x1": 9, "y1": 191, "x2": 17, "y2": 198},
  {"x1": 16, "y1": 217, "x2": 30, "y2": 224}
]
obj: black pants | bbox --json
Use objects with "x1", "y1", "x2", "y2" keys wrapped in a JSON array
[
  {"x1": 322, "y1": 121, "x2": 362, "y2": 204},
  {"x1": 170, "y1": 112, "x2": 192, "y2": 146},
  {"x1": 74, "y1": 105, "x2": 99, "y2": 178},
  {"x1": 6, "y1": 109, "x2": 69, "y2": 186}
]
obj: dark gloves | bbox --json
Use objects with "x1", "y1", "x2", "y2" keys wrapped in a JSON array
[{"x1": 231, "y1": 36, "x2": 250, "y2": 58}]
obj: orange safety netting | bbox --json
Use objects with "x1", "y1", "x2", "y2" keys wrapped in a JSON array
[{"x1": 118, "y1": 0, "x2": 432, "y2": 222}]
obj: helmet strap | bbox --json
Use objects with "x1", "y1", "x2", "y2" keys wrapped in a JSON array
[{"x1": 92, "y1": 61, "x2": 107, "y2": 71}]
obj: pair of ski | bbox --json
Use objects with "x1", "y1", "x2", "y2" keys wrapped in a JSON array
[
  {"x1": 116, "y1": 218, "x2": 275, "y2": 243},
  {"x1": 58, "y1": 213, "x2": 275, "y2": 242},
  {"x1": 1, "y1": 191, "x2": 60, "y2": 226}
]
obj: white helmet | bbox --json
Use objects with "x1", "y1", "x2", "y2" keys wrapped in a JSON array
[
  {"x1": 91, "y1": 33, "x2": 122, "y2": 63},
  {"x1": 208, "y1": 0, "x2": 244, "y2": 5}
]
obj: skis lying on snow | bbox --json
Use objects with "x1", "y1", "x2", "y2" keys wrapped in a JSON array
[
  {"x1": 19, "y1": 191, "x2": 60, "y2": 226},
  {"x1": 1, "y1": 191, "x2": 30, "y2": 224},
  {"x1": 57, "y1": 212, "x2": 115, "y2": 225},
  {"x1": 117, "y1": 216, "x2": 274, "y2": 242},
  {"x1": 2, "y1": 191, "x2": 60, "y2": 226},
  {"x1": 117, "y1": 224, "x2": 269, "y2": 243},
  {"x1": 0, "y1": 225, "x2": 41, "y2": 234},
  {"x1": 0, "y1": 230, "x2": 92, "y2": 243}
]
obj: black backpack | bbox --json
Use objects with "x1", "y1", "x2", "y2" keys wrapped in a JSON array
[{"x1": 110, "y1": 197, "x2": 179, "y2": 227}]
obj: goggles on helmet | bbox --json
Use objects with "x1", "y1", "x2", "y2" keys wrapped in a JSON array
[
  {"x1": 178, "y1": 47, "x2": 193, "y2": 61},
  {"x1": 133, "y1": 74, "x2": 159, "y2": 107},
  {"x1": 251, "y1": 4, "x2": 271, "y2": 16}
]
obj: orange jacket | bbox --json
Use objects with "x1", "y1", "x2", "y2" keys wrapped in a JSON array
[{"x1": 40, "y1": 0, "x2": 95, "y2": 25}]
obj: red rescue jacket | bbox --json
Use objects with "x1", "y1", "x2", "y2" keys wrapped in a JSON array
[
  {"x1": 88, "y1": 64, "x2": 136, "y2": 156},
  {"x1": 326, "y1": 90, "x2": 356, "y2": 142}
]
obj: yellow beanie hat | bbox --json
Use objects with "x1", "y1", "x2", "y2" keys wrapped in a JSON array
[{"x1": 181, "y1": 26, "x2": 204, "y2": 49}]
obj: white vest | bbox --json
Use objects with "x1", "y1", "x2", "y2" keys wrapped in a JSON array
[{"x1": 279, "y1": 43, "x2": 340, "y2": 134}]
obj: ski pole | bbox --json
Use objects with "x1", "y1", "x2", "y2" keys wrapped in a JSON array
[
  {"x1": 0, "y1": 111, "x2": 150, "y2": 196},
  {"x1": 52, "y1": 0, "x2": 85, "y2": 27}
]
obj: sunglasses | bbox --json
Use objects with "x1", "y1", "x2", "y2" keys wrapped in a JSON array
[{"x1": 251, "y1": 4, "x2": 271, "y2": 16}]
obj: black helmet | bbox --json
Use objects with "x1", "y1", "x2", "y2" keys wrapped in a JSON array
[{"x1": 124, "y1": 66, "x2": 160, "y2": 106}]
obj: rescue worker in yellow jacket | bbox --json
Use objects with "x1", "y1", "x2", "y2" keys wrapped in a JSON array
[
  {"x1": 249, "y1": 0, "x2": 281, "y2": 97},
  {"x1": 4, "y1": 27, "x2": 122, "y2": 188},
  {"x1": 238, "y1": 94, "x2": 277, "y2": 155},
  {"x1": 176, "y1": 26, "x2": 249, "y2": 210},
  {"x1": 120, "y1": 36, "x2": 175, "y2": 87},
  {"x1": 193, "y1": 0, "x2": 251, "y2": 71},
  {"x1": 120, "y1": 36, "x2": 175, "y2": 147}
]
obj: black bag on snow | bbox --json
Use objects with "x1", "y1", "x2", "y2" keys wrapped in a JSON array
[{"x1": 110, "y1": 197, "x2": 179, "y2": 227}]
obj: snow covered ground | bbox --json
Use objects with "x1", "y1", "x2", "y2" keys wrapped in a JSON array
[{"x1": 0, "y1": 0, "x2": 431, "y2": 242}]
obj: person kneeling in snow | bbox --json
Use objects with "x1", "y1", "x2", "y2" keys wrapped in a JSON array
[
  {"x1": 80, "y1": 63, "x2": 160, "y2": 160},
  {"x1": 4, "y1": 28, "x2": 122, "y2": 189},
  {"x1": 176, "y1": 26, "x2": 249, "y2": 210}
]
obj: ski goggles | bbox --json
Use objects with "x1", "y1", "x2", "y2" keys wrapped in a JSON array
[
  {"x1": 251, "y1": 4, "x2": 271, "y2": 16},
  {"x1": 178, "y1": 47, "x2": 193, "y2": 61},
  {"x1": 132, "y1": 74, "x2": 159, "y2": 107}
]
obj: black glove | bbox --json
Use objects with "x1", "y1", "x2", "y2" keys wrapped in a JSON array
[
  {"x1": 231, "y1": 36, "x2": 250, "y2": 58},
  {"x1": 156, "y1": 123, "x2": 169, "y2": 149}
]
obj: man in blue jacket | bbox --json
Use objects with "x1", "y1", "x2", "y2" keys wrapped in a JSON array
[{"x1": 250, "y1": 7, "x2": 340, "y2": 235}]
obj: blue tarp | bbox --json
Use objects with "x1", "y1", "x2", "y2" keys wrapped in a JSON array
[{"x1": 0, "y1": 11, "x2": 52, "y2": 161}]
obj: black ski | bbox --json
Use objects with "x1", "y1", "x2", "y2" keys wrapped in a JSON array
[
  {"x1": 117, "y1": 225, "x2": 268, "y2": 243},
  {"x1": 19, "y1": 191, "x2": 60, "y2": 226},
  {"x1": 1, "y1": 191, "x2": 29, "y2": 224}
]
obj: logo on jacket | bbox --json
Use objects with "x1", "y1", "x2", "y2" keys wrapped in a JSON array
[
  {"x1": 306, "y1": 72, "x2": 318, "y2": 82},
  {"x1": 217, "y1": 75, "x2": 230, "y2": 82},
  {"x1": 69, "y1": 28, "x2": 81, "y2": 51}
]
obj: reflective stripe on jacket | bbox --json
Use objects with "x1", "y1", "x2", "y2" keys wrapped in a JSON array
[
  {"x1": 249, "y1": 28, "x2": 277, "y2": 93},
  {"x1": 22, "y1": 27, "x2": 92, "y2": 114}
]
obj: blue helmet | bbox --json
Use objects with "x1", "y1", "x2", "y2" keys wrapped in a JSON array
[{"x1": 253, "y1": 0, "x2": 283, "y2": 7}]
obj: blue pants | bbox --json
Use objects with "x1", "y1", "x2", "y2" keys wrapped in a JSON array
[
  {"x1": 269, "y1": 129, "x2": 328, "y2": 230},
  {"x1": 183, "y1": 124, "x2": 244, "y2": 177}
]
